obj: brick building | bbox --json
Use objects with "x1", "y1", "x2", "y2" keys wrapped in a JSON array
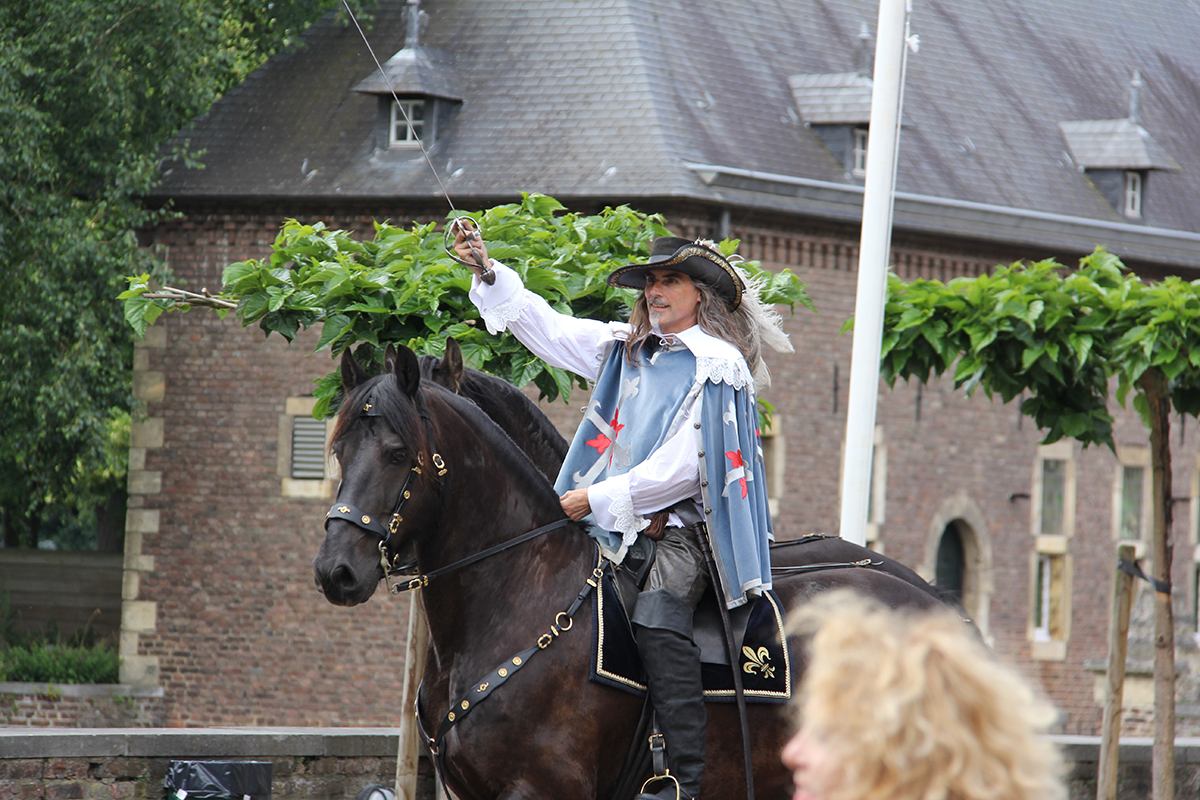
[{"x1": 116, "y1": 0, "x2": 1200, "y2": 731}]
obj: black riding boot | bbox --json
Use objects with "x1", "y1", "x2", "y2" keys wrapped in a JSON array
[{"x1": 632, "y1": 589, "x2": 706, "y2": 800}]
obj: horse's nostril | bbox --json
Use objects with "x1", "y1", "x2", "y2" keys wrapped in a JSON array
[{"x1": 329, "y1": 564, "x2": 356, "y2": 591}]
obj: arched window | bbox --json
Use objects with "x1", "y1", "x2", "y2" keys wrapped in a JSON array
[{"x1": 935, "y1": 523, "x2": 966, "y2": 604}]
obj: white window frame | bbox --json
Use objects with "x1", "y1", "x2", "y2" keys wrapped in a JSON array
[
  {"x1": 1029, "y1": 441, "x2": 1073, "y2": 660},
  {"x1": 852, "y1": 127, "x2": 869, "y2": 177},
  {"x1": 1032, "y1": 441, "x2": 1075, "y2": 538},
  {"x1": 1032, "y1": 553, "x2": 1053, "y2": 642},
  {"x1": 1028, "y1": 543, "x2": 1070, "y2": 660},
  {"x1": 1123, "y1": 170, "x2": 1143, "y2": 218},
  {"x1": 278, "y1": 396, "x2": 337, "y2": 499},
  {"x1": 390, "y1": 99, "x2": 427, "y2": 148},
  {"x1": 1112, "y1": 446, "x2": 1150, "y2": 557}
]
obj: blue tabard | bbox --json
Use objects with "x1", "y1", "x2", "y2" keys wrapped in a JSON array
[{"x1": 554, "y1": 339, "x2": 774, "y2": 609}]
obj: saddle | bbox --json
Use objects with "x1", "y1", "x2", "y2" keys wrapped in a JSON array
[{"x1": 589, "y1": 536, "x2": 793, "y2": 703}]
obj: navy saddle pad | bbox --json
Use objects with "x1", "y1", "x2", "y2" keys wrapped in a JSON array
[{"x1": 590, "y1": 571, "x2": 792, "y2": 703}]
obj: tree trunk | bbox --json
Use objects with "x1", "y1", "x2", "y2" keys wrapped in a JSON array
[
  {"x1": 95, "y1": 488, "x2": 128, "y2": 553},
  {"x1": 1139, "y1": 369, "x2": 1175, "y2": 800}
]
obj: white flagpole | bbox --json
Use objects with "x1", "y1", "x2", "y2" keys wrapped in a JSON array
[{"x1": 839, "y1": 0, "x2": 912, "y2": 545}]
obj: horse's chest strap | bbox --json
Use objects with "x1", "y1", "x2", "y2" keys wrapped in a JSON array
[{"x1": 420, "y1": 549, "x2": 605, "y2": 758}]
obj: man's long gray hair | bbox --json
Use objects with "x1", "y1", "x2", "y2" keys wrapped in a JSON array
[{"x1": 625, "y1": 268, "x2": 793, "y2": 390}]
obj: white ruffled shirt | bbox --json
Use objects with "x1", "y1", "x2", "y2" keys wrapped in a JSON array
[{"x1": 469, "y1": 260, "x2": 752, "y2": 534}]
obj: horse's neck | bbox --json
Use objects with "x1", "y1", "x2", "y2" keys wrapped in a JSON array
[
  {"x1": 460, "y1": 377, "x2": 568, "y2": 480},
  {"x1": 416, "y1": 406, "x2": 587, "y2": 664}
]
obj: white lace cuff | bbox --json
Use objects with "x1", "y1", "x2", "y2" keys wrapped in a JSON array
[
  {"x1": 695, "y1": 356, "x2": 752, "y2": 389},
  {"x1": 479, "y1": 290, "x2": 529, "y2": 335},
  {"x1": 598, "y1": 480, "x2": 650, "y2": 548}
]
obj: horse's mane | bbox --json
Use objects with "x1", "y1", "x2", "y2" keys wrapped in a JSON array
[
  {"x1": 427, "y1": 383, "x2": 565, "y2": 507},
  {"x1": 331, "y1": 371, "x2": 564, "y2": 510},
  {"x1": 418, "y1": 356, "x2": 569, "y2": 475}
]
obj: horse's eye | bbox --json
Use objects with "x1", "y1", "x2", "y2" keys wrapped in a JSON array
[{"x1": 390, "y1": 449, "x2": 408, "y2": 464}]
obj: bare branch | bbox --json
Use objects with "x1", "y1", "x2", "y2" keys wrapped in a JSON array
[{"x1": 143, "y1": 286, "x2": 237, "y2": 310}]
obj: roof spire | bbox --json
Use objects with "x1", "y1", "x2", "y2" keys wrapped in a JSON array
[
  {"x1": 1128, "y1": 69, "x2": 1143, "y2": 124},
  {"x1": 857, "y1": 23, "x2": 873, "y2": 76},
  {"x1": 405, "y1": 0, "x2": 421, "y2": 49}
]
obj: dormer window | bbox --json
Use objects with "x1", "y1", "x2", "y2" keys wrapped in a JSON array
[
  {"x1": 351, "y1": 0, "x2": 462, "y2": 158},
  {"x1": 1123, "y1": 170, "x2": 1143, "y2": 218},
  {"x1": 852, "y1": 127, "x2": 869, "y2": 177},
  {"x1": 390, "y1": 99, "x2": 427, "y2": 148},
  {"x1": 1058, "y1": 72, "x2": 1179, "y2": 221},
  {"x1": 788, "y1": 71, "x2": 874, "y2": 180}
]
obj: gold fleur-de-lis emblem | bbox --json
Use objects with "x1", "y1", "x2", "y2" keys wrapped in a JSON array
[
  {"x1": 742, "y1": 646, "x2": 775, "y2": 680},
  {"x1": 338, "y1": 505, "x2": 350, "y2": 513}
]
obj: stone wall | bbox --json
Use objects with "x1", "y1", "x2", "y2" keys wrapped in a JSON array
[
  {"x1": 0, "y1": 728, "x2": 411, "y2": 800},
  {"x1": 0, "y1": 683, "x2": 165, "y2": 728}
]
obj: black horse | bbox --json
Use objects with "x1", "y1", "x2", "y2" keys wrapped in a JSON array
[{"x1": 314, "y1": 345, "x2": 944, "y2": 800}]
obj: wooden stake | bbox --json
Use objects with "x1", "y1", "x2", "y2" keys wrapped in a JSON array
[
  {"x1": 395, "y1": 596, "x2": 430, "y2": 800},
  {"x1": 1097, "y1": 544, "x2": 1136, "y2": 800}
]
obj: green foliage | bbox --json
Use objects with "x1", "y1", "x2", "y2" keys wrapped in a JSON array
[
  {"x1": 123, "y1": 194, "x2": 811, "y2": 418},
  {"x1": 0, "y1": 0, "x2": 355, "y2": 547},
  {"x1": 0, "y1": 642, "x2": 120, "y2": 685},
  {"x1": 878, "y1": 248, "x2": 1200, "y2": 450}
]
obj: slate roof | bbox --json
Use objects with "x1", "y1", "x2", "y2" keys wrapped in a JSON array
[{"x1": 154, "y1": 0, "x2": 1200, "y2": 267}]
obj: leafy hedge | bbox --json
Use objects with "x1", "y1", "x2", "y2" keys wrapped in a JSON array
[{"x1": 0, "y1": 641, "x2": 119, "y2": 684}]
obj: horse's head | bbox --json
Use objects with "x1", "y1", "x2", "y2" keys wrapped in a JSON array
[{"x1": 313, "y1": 344, "x2": 443, "y2": 606}]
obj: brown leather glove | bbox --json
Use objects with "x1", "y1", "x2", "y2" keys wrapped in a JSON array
[{"x1": 643, "y1": 510, "x2": 670, "y2": 541}]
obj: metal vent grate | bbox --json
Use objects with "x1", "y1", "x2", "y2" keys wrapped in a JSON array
[{"x1": 291, "y1": 416, "x2": 328, "y2": 480}]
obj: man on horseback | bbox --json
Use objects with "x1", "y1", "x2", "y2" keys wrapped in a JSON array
[{"x1": 455, "y1": 231, "x2": 791, "y2": 800}]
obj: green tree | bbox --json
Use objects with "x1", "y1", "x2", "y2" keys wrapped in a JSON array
[
  {"x1": 878, "y1": 248, "x2": 1199, "y2": 800},
  {"x1": 123, "y1": 194, "x2": 811, "y2": 419},
  {"x1": 0, "y1": 0, "x2": 361, "y2": 549}
]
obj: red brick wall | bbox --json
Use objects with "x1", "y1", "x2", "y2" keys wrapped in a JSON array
[
  {"x1": 134, "y1": 204, "x2": 1200, "y2": 733},
  {"x1": 135, "y1": 211, "x2": 425, "y2": 726}
]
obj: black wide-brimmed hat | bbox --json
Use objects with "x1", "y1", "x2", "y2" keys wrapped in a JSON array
[{"x1": 607, "y1": 237, "x2": 744, "y2": 310}]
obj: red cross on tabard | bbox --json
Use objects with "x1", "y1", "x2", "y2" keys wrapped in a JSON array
[
  {"x1": 587, "y1": 409, "x2": 625, "y2": 462},
  {"x1": 725, "y1": 449, "x2": 748, "y2": 499}
]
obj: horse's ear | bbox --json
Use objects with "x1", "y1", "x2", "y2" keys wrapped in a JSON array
[
  {"x1": 440, "y1": 338, "x2": 464, "y2": 392},
  {"x1": 392, "y1": 344, "x2": 422, "y2": 398},
  {"x1": 341, "y1": 349, "x2": 369, "y2": 391},
  {"x1": 384, "y1": 343, "x2": 398, "y2": 374}
]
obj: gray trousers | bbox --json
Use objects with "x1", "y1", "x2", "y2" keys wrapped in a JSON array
[{"x1": 632, "y1": 525, "x2": 710, "y2": 633}]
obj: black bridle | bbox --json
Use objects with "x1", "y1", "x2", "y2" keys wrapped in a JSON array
[
  {"x1": 324, "y1": 384, "x2": 572, "y2": 594},
  {"x1": 325, "y1": 384, "x2": 448, "y2": 593}
]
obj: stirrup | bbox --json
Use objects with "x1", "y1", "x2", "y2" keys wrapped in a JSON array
[
  {"x1": 636, "y1": 773, "x2": 681, "y2": 800},
  {"x1": 637, "y1": 732, "x2": 684, "y2": 800}
]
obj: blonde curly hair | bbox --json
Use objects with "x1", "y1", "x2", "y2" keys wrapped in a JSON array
[{"x1": 789, "y1": 591, "x2": 1066, "y2": 800}]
